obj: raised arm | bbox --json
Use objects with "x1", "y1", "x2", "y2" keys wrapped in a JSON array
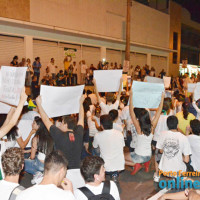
[
  {"x1": 129, "y1": 89, "x2": 141, "y2": 134},
  {"x1": 151, "y1": 92, "x2": 165, "y2": 131},
  {"x1": 0, "y1": 88, "x2": 27, "y2": 139},
  {"x1": 93, "y1": 79, "x2": 101, "y2": 104},
  {"x1": 1, "y1": 107, "x2": 15, "y2": 128},
  {"x1": 36, "y1": 96, "x2": 53, "y2": 131},
  {"x1": 116, "y1": 77, "x2": 123, "y2": 102},
  {"x1": 77, "y1": 95, "x2": 85, "y2": 127}
]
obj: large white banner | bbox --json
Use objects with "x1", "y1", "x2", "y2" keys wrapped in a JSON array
[
  {"x1": 40, "y1": 85, "x2": 84, "y2": 118},
  {"x1": 194, "y1": 82, "x2": 200, "y2": 101},
  {"x1": 94, "y1": 70, "x2": 122, "y2": 92},
  {"x1": 0, "y1": 66, "x2": 27, "y2": 106},
  {"x1": 131, "y1": 81, "x2": 164, "y2": 108},
  {"x1": 146, "y1": 76, "x2": 164, "y2": 84}
]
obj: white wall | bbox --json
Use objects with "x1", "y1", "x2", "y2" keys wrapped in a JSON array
[{"x1": 30, "y1": 0, "x2": 170, "y2": 49}]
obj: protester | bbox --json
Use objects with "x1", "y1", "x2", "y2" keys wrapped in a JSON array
[
  {"x1": 10, "y1": 55, "x2": 18, "y2": 66},
  {"x1": 0, "y1": 147, "x2": 25, "y2": 200},
  {"x1": 74, "y1": 156, "x2": 120, "y2": 200},
  {"x1": 16, "y1": 151, "x2": 75, "y2": 200},
  {"x1": 32, "y1": 57, "x2": 42, "y2": 83}
]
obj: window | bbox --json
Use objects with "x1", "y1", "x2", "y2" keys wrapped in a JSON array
[
  {"x1": 173, "y1": 32, "x2": 178, "y2": 50},
  {"x1": 173, "y1": 52, "x2": 177, "y2": 64}
]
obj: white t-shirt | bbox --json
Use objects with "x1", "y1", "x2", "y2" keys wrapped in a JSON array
[
  {"x1": 47, "y1": 62, "x2": 56, "y2": 74},
  {"x1": 192, "y1": 102, "x2": 200, "y2": 120},
  {"x1": 93, "y1": 129, "x2": 125, "y2": 172},
  {"x1": 16, "y1": 184, "x2": 75, "y2": 200},
  {"x1": 187, "y1": 135, "x2": 200, "y2": 171},
  {"x1": 153, "y1": 115, "x2": 168, "y2": 142},
  {"x1": 100, "y1": 100, "x2": 119, "y2": 115},
  {"x1": 156, "y1": 130, "x2": 191, "y2": 172},
  {"x1": 72, "y1": 65, "x2": 77, "y2": 74},
  {"x1": 120, "y1": 106, "x2": 132, "y2": 131},
  {"x1": 0, "y1": 180, "x2": 19, "y2": 200},
  {"x1": 87, "y1": 111, "x2": 98, "y2": 137},
  {"x1": 74, "y1": 181, "x2": 120, "y2": 200},
  {"x1": 113, "y1": 123, "x2": 123, "y2": 133},
  {"x1": 81, "y1": 64, "x2": 87, "y2": 74},
  {"x1": 135, "y1": 134, "x2": 153, "y2": 157}
]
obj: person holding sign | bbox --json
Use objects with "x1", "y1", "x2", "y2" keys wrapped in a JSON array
[
  {"x1": 0, "y1": 88, "x2": 27, "y2": 139},
  {"x1": 124, "y1": 90, "x2": 164, "y2": 175},
  {"x1": 93, "y1": 77, "x2": 123, "y2": 115},
  {"x1": 35, "y1": 95, "x2": 84, "y2": 170}
]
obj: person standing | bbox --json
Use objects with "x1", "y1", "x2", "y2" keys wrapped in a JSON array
[
  {"x1": 25, "y1": 58, "x2": 33, "y2": 87},
  {"x1": 10, "y1": 55, "x2": 19, "y2": 66},
  {"x1": 72, "y1": 61, "x2": 78, "y2": 85},
  {"x1": 64, "y1": 55, "x2": 72, "y2": 73},
  {"x1": 80, "y1": 60, "x2": 87, "y2": 84},
  {"x1": 32, "y1": 57, "x2": 42, "y2": 84},
  {"x1": 47, "y1": 58, "x2": 57, "y2": 80}
]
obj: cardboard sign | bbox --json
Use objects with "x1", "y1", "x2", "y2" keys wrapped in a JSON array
[
  {"x1": 40, "y1": 85, "x2": 84, "y2": 118},
  {"x1": 94, "y1": 70, "x2": 122, "y2": 92},
  {"x1": 131, "y1": 81, "x2": 164, "y2": 108},
  {"x1": 0, "y1": 66, "x2": 27, "y2": 106}
]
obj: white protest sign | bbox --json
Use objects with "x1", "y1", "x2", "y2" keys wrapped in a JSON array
[
  {"x1": 131, "y1": 81, "x2": 164, "y2": 108},
  {"x1": 194, "y1": 82, "x2": 200, "y2": 101},
  {"x1": 0, "y1": 66, "x2": 27, "y2": 106},
  {"x1": 188, "y1": 83, "x2": 197, "y2": 93},
  {"x1": 146, "y1": 76, "x2": 163, "y2": 84},
  {"x1": 163, "y1": 76, "x2": 171, "y2": 88},
  {"x1": 94, "y1": 70, "x2": 122, "y2": 92},
  {"x1": 0, "y1": 102, "x2": 11, "y2": 114},
  {"x1": 40, "y1": 85, "x2": 84, "y2": 118}
]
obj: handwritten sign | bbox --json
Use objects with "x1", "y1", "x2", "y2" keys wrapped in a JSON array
[
  {"x1": 131, "y1": 81, "x2": 164, "y2": 108},
  {"x1": 94, "y1": 70, "x2": 122, "y2": 92},
  {"x1": 194, "y1": 82, "x2": 200, "y2": 101},
  {"x1": 40, "y1": 85, "x2": 84, "y2": 118},
  {"x1": 0, "y1": 66, "x2": 27, "y2": 106}
]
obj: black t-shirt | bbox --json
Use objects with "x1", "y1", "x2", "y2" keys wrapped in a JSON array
[{"x1": 50, "y1": 125, "x2": 84, "y2": 169}]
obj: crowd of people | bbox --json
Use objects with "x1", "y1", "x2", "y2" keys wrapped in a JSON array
[{"x1": 0, "y1": 55, "x2": 200, "y2": 199}]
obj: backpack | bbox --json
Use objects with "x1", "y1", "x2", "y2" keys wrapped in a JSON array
[
  {"x1": 9, "y1": 185, "x2": 25, "y2": 200},
  {"x1": 79, "y1": 181, "x2": 115, "y2": 200}
]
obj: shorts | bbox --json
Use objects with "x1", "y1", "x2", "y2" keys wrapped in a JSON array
[{"x1": 130, "y1": 152, "x2": 151, "y2": 164}]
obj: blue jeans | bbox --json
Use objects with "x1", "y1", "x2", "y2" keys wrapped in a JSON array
[{"x1": 24, "y1": 157, "x2": 44, "y2": 175}]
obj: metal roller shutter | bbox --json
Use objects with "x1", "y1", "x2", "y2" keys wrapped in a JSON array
[
  {"x1": 134, "y1": 53, "x2": 147, "y2": 68},
  {"x1": 151, "y1": 55, "x2": 168, "y2": 76},
  {"x1": 0, "y1": 35, "x2": 25, "y2": 67},
  {"x1": 106, "y1": 49, "x2": 122, "y2": 65},
  {"x1": 33, "y1": 39, "x2": 59, "y2": 80},
  {"x1": 130, "y1": 52, "x2": 136, "y2": 67},
  {"x1": 82, "y1": 46, "x2": 100, "y2": 68}
]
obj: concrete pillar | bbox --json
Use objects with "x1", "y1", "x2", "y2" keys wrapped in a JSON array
[
  {"x1": 24, "y1": 36, "x2": 33, "y2": 62},
  {"x1": 147, "y1": 53, "x2": 151, "y2": 67},
  {"x1": 100, "y1": 46, "x2": 106, "y2": 62}
]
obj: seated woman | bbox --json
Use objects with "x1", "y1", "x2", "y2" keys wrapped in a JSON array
[
  {"x1": 0, "y1": 114, "x2": 35, "y2": 154},
  {"x1": 24, "y1": 117, "x2": 54, "y2": 175},
  {"x1": 124, "y1": 90, "x2": 164, "y2": 175}
]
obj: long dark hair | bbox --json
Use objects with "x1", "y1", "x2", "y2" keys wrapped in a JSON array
[
  {"x1": 0, "y1": 114, "x2": 18, "y2": 141},
  {"x1": 34, "y1": 117, "x2": 54, "y2": 156},
  {"x1": 182, "y1": 102, "x2": 189, "y2": 120},
  {"x1": 137, "y1": 109, "x2": 152, "y2": 136}
]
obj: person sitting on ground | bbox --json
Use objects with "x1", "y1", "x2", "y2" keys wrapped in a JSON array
[
  {"x1": 124, "y1": 90, "x2": 165, "y2": 175},
  {"x1": 93, "y1": 78, "x2": 123, "y2": 115},
  {"x1": 93, "y1": 115, "x2": 125, "y2": 183},
  {"x1": 109, "y1": 109, "x2": 123, "y2": 133},
  {"x1": 16, "y1": 151, "x2": 75, "y2": 200},
  {"x1": 35, "y1": 95, "x2": 84, "y2": 170},
  {"x1": 24, "y1": 117, "x2": 54, "y2": 176},
  {"x1": 156, "y1": 115, "x2": 191, "y2": 174},
  {"x1": 0, "y1": 147, "x2": 25, "y2": 200},
  {"x1": 0, "y1": 88, "x2": 27, "y2": 139},
  {"x1": 56, "y1": 70, "x2": 66, "y2": 86},
  {"x1": 176, "y1": 102, "x2": 195, "y2": 134},
  {"x1": 186, "y1": 119, "x2": 200, "y2": 171},
  {"x1": 74, "y1": 156, "x2": 120, "y2": 200}
]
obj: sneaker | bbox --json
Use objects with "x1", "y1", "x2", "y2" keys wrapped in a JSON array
[
  {"x1": 31, "y1": 171, "x2": 43, "y2": 184},
  {"x1": 153, "y1": 173, "x2": 160, "y2": 182}
]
